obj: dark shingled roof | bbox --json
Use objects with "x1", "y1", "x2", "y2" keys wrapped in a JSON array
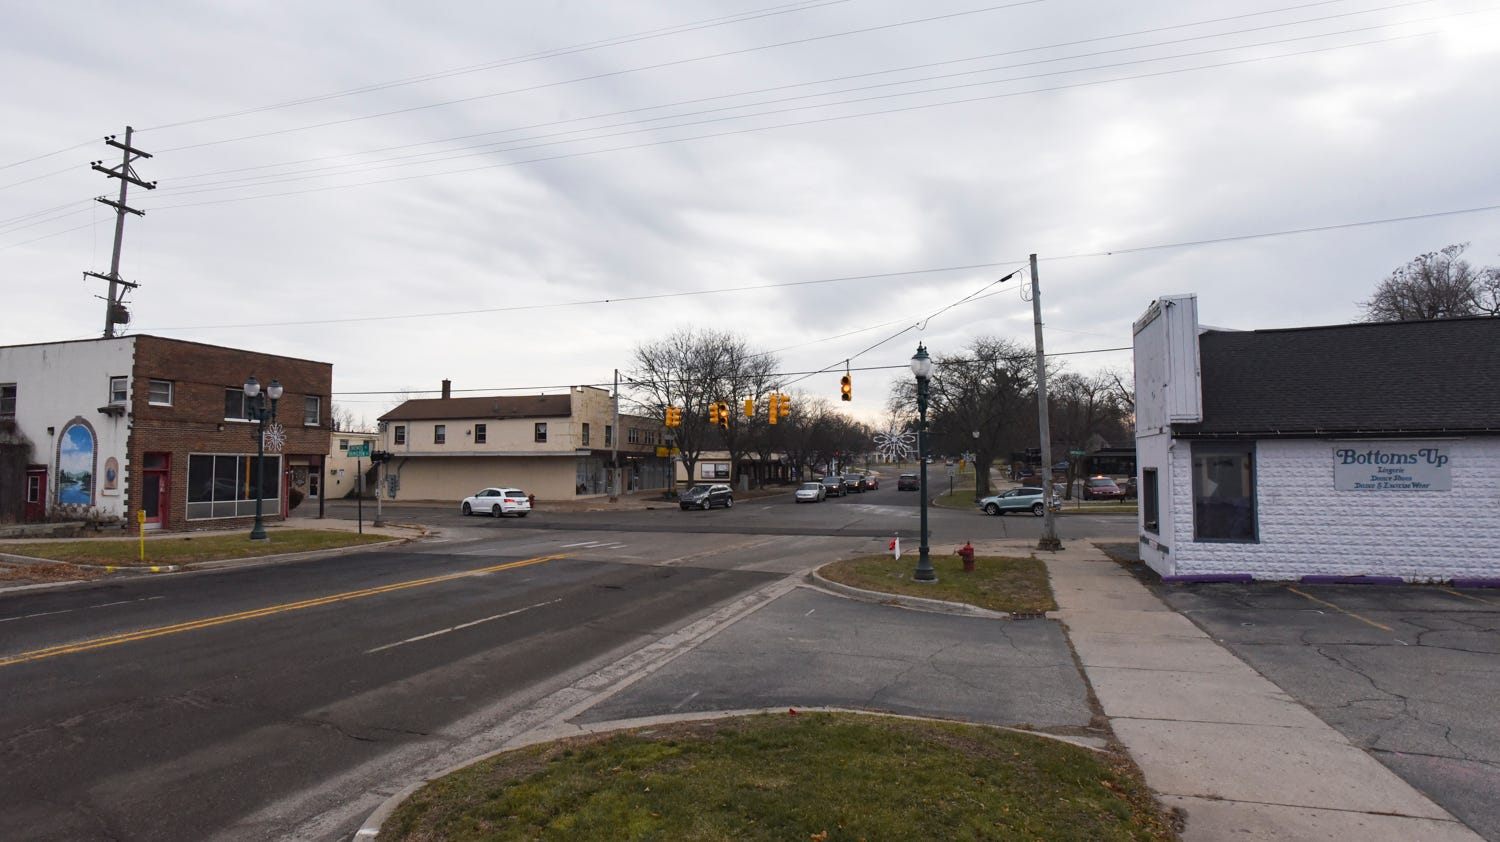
[
  {"x1": 378, "y1": 394, "x2": 572, "y2": 422},
  {"x1": 1174, "y1": 316, "x2": 1500, "y2": 437}
]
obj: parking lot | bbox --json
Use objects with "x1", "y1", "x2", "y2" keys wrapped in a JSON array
[{"x1": 1148, "y1": 578, "x2": 1500, "y2": 840}]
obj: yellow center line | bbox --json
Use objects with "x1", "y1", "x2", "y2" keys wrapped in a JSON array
[
  {"x1": 1286, "y1": 586, "x2": 1394, "y2": 632},
  {"x1": 0, "y1": 554, "x2": 567, "y2": 668},
  {"x1": 1441, "y1": 587, "x2": 1499, "y2": 606}
]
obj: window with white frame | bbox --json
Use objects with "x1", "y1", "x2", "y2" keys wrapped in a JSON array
[
  {"x1": 186, "y1": 453, "x2": 280, "y2": 520},
  {"x1": 434, "y1": 424, "x2": 446, "y2": 444},
  {"x1": 474, "y1": 423, "x2": 487, "y2": 444},
  {"x1": 224, "y1": 388, "x2": 250, "y2": 420},
  {"x1": 627, "y1": 427, "x2": 641, "y2": 444},
  {"x1": 394, "y1": 425, "x2": 406, "y2": 445},
  {"x1": 339, "y1": 439, "x2": 349, "y2": 451},
  {"x1": 304, "y1": 395, "x2": 320, "y2": 426},
  {"x1": 109, "y1": 376, "x2": 128, "y2": 404},
  {"x1": 535, "y1": 422, "x2": 547, "y2": 443},
  {"x1": 701, "y1": 462, "x2": 730, "y2": 479},
  {"x1": 148, "y1": 379, "x2": 173, "y2": 405}
]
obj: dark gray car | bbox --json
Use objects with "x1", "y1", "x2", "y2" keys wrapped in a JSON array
[{"x1": 679, "y1": 483, "x2": 733, "y2": 510}]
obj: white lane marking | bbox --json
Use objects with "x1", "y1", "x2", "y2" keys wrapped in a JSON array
[
  {"x1": 0, "y1": 608, "x2": 74, "y2": 623},
  {"x1": 91, "y1": 596, "x2": 166, "y2": 609},
  {"x1": 805, "y1": 608, "x2": 816, "y2": 616},
  {"x1": 365, "y1": 598, "x2": 563, "y2": 654},
  {"x1": 670, "y1": 690, "x2": 701, "y2": 711},
  {"x1": 559, "y1": 541, "x2": 601, "y2": 548}
]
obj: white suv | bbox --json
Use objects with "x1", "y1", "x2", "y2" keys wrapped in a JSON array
[{"x1": 461, "y1": 487, "x2": 531, "y2": 517}]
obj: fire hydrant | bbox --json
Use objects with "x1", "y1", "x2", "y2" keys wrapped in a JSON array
[{"x1": 955, "y1": 541, "x2": 975, "y2": 573}]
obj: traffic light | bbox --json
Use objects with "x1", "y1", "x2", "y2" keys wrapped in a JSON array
[
  {"x1": 664, "y1": 406, "x2": 680, "y2": 427},
  {"x1": 780, "y1": 393, "x2": 791, "y2": 416},
  {"x1": 768, "y1": 394, "x2": 779, "y2": 425},
  {"x1": 717, "y1": 401, "x2": 730, "y2": 429},
  {"x1": 744, "y1": 398, "x2": 754, "y2": 418},
  {"x1": 840, "y1": 374, "x2": 852, "y2": 401},
  {"x1": 708, "y1": 403, "x2": 720, "y2": 425}
]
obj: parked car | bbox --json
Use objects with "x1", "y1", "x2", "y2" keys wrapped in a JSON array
[
  {"x1": 679, "y1": 483, "x2": 734, "y2": 510},
  {"x1": 461, "y1": 487, "x2": 531, "y2": 518},
  {"x1": 862, "y1": 474, "x2": 879, "y2": 490},
  {"x1": 978, "y1": 486, "x2": 1051, "y2": 517},
  {"x1": 1082, "y1": 476, "x2": 1125, "y2": 501},
  {"x1": 1119, "y1": 477, "x2": 1138, "y2": 499},
  {"x1": 820, "y1": 475, "x2": 846, "y2": 497},
  {"x1": 897, "y1": 473, "x2": 919, "y2": 491},
  {"x1": 794, "y1": 481, "x2": 826, "y2": 503}
]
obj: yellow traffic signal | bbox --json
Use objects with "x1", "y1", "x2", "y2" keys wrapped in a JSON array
[
  {"x1": 718, "y1": 401, "x2": 730, "y2": 429},
  {"x1": 665, "y1": 406, "x2": 680, "y2": 426},
  {"x1": 840, "y1": 375, "x2": 852, "y2": 401},
  {"x1": 744, "y1": 398, "x2": 754, "y2": 418},
  {"x1": 708, "y1": 403, "x2": 720, "y2": 425},
  {"x1": 768, "y1": 394, "x2": 779, "y2": 425}
]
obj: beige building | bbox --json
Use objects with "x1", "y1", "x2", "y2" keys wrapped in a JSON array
[
  {"x1": 376, "y1": 385, "x2": 671, "y2": 502},
  {"x1": 325, "y1": 430, "x2": 379, "y2": 499}
]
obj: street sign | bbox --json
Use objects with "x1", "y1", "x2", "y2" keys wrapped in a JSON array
[
  {"x1": 1068, "y1": 449, "x2": 1086, "y2": 456},
  {"x1": 347, "y1": 443, "x2": 370, "y2": 458}
]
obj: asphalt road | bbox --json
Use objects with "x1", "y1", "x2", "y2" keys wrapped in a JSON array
[
  {"x1": 1147, "y1": 579, "x2": 1500, "y2": 841},
  {"x1": 0, "y1": 488, "x2": 1135, "y2": 841}
]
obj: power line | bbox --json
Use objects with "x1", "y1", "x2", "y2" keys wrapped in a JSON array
[
  {"x1": 152, "y1": 1, "x2": 1050, "y2": 153},
  {"x1": 140, "y1": 0, "x2": 859, "y2": 132}
]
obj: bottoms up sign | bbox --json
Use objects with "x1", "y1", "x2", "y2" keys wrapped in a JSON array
[{"x1": 1333, "y1": 442, "x2": 1451, "y2": 491}]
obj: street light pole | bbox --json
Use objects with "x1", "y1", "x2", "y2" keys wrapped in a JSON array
[
  {"x1": 911, "y1": 344, "x2": 936, "y2": 583},
  {"x1": 244, "y1": 375, "x2": 283, "y2": 542}
]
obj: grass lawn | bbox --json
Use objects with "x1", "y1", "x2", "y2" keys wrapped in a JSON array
[
  {"x1": 1, "y1": 529, "x2": 394, "y2": 566},
  {"x1": 820, "y1": 553, "x2": 1056, "y2": 614},
  {"x1": 384, "y1": 713, "x2": 1176, "y2": 842}
]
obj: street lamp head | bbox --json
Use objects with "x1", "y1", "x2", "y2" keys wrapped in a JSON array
[
  {"x1": 266, "y1": 379, "x2": 284, "y2": 401},
  {"x1": 910, "y1": 344, "x2": 933, "y2": 380},
  {"x1": 243, "y1": 375, "x2": 261, "y2": 398}
]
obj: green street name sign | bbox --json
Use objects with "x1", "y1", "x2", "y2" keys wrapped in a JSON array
[{"x1": 346, "y1": 443, "x2": 370, "y2": 458}]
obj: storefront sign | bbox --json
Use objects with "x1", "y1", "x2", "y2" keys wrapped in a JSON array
[{"x1": 1333, "y1": 443, "x2": 1451, "y2": 491}]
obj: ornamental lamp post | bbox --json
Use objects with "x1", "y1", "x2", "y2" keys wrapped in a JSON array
[
  {"x1": 910, "y1": 344, "x2": 936, "y2": 583},
  {"x1": 244, "y1": 375, "x2": 283, "y2": 541}
]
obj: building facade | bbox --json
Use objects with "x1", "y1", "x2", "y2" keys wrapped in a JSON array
[
  {"x1": 376, "y1": 384, "x2": 671, "y2": 502},
  {"x1": 0, "y1": 336, "x2": 331, "y2": 531},
  {"x1": 1132, "y1": 295, "x2": 1500, "y2": 584},
  {"x1": 327, "y1": 430, "x2": 380, "y2": 499}
]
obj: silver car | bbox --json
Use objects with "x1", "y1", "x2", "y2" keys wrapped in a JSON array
[
  {"x1": 978, "y1": 486, "x2": 1053, "y2": 517},
  {"x1": 794, "y1": 481, "x2": 826, "y2": 503}
]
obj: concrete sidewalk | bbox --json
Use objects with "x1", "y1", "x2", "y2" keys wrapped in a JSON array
[{"x1": 971, "y1": 538, "x2": 1484, "y2": 841}]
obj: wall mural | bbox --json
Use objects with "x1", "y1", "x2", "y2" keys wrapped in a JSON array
[
  {"x1": 102, "y1": 456, "x2": 120, "y2": 495},
  {"x1": 57, "y1": 420, "x2": 97, "y2": 506}
]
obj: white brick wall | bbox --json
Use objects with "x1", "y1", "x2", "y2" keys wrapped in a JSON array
[{"x1": 1165, "y1": 437, "x2": 1500, "y2": 582}]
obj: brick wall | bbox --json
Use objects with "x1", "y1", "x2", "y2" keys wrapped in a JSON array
[
  {"x1": 1167, "y1": 437, "x2": 1500, "y2": 582},
  {"x1": 129, "y1": 336, "x2": 332, "y2": 532}
]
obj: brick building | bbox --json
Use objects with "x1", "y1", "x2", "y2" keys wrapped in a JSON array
[
  {"x1": 0, "y1": 335, "x2": 331, "y2": 531},
  {"x1": 1132, "y1": 295, "x2": 1500, "y2": 584}
]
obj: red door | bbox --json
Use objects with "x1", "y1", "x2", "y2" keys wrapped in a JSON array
[
  {"x1": 24, "y1": 465, "x2": 46, "y2": 522},
  {"x1": 142, "y1": 453, "x2": 170, "y2": 529}
]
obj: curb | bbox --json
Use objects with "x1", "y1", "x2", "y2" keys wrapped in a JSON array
[{"x1": 807, "y1": 569, "x2": 1020, "y2": 619}]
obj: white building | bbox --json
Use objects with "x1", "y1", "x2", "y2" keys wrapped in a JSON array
[{"x1": 1132, "y1": 295, "x2": 1500, "y2": 585}]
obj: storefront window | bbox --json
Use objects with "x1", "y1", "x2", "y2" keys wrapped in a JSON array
[{"x1": 1191, "y1": 443, "x2": 1257, "y2": 542}]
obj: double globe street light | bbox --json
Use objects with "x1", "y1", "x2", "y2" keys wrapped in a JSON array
[
  {"x1": 911, "y1": 344, "x2": 936, "y2": 583},
  {"x1": 243, "y1": 375, "x2": 283, "y2": 542}
]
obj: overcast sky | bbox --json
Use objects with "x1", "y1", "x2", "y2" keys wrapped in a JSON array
[{"x1": 4, "y1": 0, "x2": 1498, "y2": 429}]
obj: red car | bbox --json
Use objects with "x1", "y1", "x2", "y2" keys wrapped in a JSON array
[{"x1": 1082, "y1": 476, "x2": 1125, "y2": 500}]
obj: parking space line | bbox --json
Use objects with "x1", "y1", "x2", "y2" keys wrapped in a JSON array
[
  {"x1": 1441, "y1": 587, "x2": 1499, "y2": 606},
  {"x1": 1286, "y1": 586, "x2": 1394, "y2": 632}
]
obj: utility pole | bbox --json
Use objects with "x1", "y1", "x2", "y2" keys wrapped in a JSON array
[
  {"x1": 1030, "y1": 253, "x2": 1063, "y2": 551},
  {"x1": 85, "y1": 126, "x2": 156, "y2": 338},
  {"x1": 610, "y1": 368, "x2": 621, "y2": 501}
]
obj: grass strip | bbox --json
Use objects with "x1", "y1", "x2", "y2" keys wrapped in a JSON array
[
  {"x1": 385, "y1": 713, "x2": 1175, "y2": 842},
  {"x1": 1, "y1": 529, "x2": 393, "y2": 565},
  {"x1": 820, "y1": 553, "x2": 1056, "y2": 614}
]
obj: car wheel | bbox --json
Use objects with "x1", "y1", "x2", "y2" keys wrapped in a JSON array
[
  {"x1": 702, "y1": 500, "x2": 710, "y2": 510},
  {"x1": 1031, "y1": 502, "x2": 1045, "y2": 517},
  {"x1": 725, "y1": 497, "x2": 733, "y2": 508},
  {"x1": 462, "y1": 502, "x2": 472, "y2": 515},
  {"x1": 492, "y1": 504, "x2": 503, "y2": 517},
  {"x1": 985, "y1": 503, "x2": 1000, "y2": 516}
]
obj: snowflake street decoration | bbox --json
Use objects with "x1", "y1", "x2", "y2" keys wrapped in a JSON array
[
  {"x1": 873, "y1": 426, "x2": 916, "y2": 462},
  {"x1": 262, "y1": 422, "x2": 287, "y2": 453}
]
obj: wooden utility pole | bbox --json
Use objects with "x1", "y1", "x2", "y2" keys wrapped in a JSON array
[
  {"x1": 84, "y1": 126, "x2": 156, "y2": 338},
  {"x1": 1030, "y1": 253, "x2": 1062, "y2": 551}
]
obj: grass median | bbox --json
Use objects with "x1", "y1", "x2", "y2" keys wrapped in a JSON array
[
  {"x1": 819, "y1": 552, "x2": 1056, "y2": 614},
  {"x1": 384, "y1": 712, "x2": 1176, "y2": 842},
  {"x1": 0, "y1": 529, "x2": 394, "y2": 566}
]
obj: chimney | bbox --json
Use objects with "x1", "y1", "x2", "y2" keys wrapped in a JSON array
[{"x1": 441, "y1": 379, "x2": 451, "y2": 399}]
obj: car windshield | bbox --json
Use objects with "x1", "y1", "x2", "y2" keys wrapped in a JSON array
[
  {"x1": 800, "y1": 483, "x2": 821, "y2": 491},
  {"x1": 821, "y1": 477, "x2": 840, "y2": 484},
  {"x1": 1087, "y1": 478, "x2": 1116, "y2": 487},
  {"x1": 687, "y1": 485, "x2": 712, "y2": 494}
]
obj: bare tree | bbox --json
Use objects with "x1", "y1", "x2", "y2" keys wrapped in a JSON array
[
  {"x1": 1360, "y1": 243, "x2": 1498, "y2": 321},
  {"x1": 331, "y1": 403, "x2": 365, "y2": 433}
]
